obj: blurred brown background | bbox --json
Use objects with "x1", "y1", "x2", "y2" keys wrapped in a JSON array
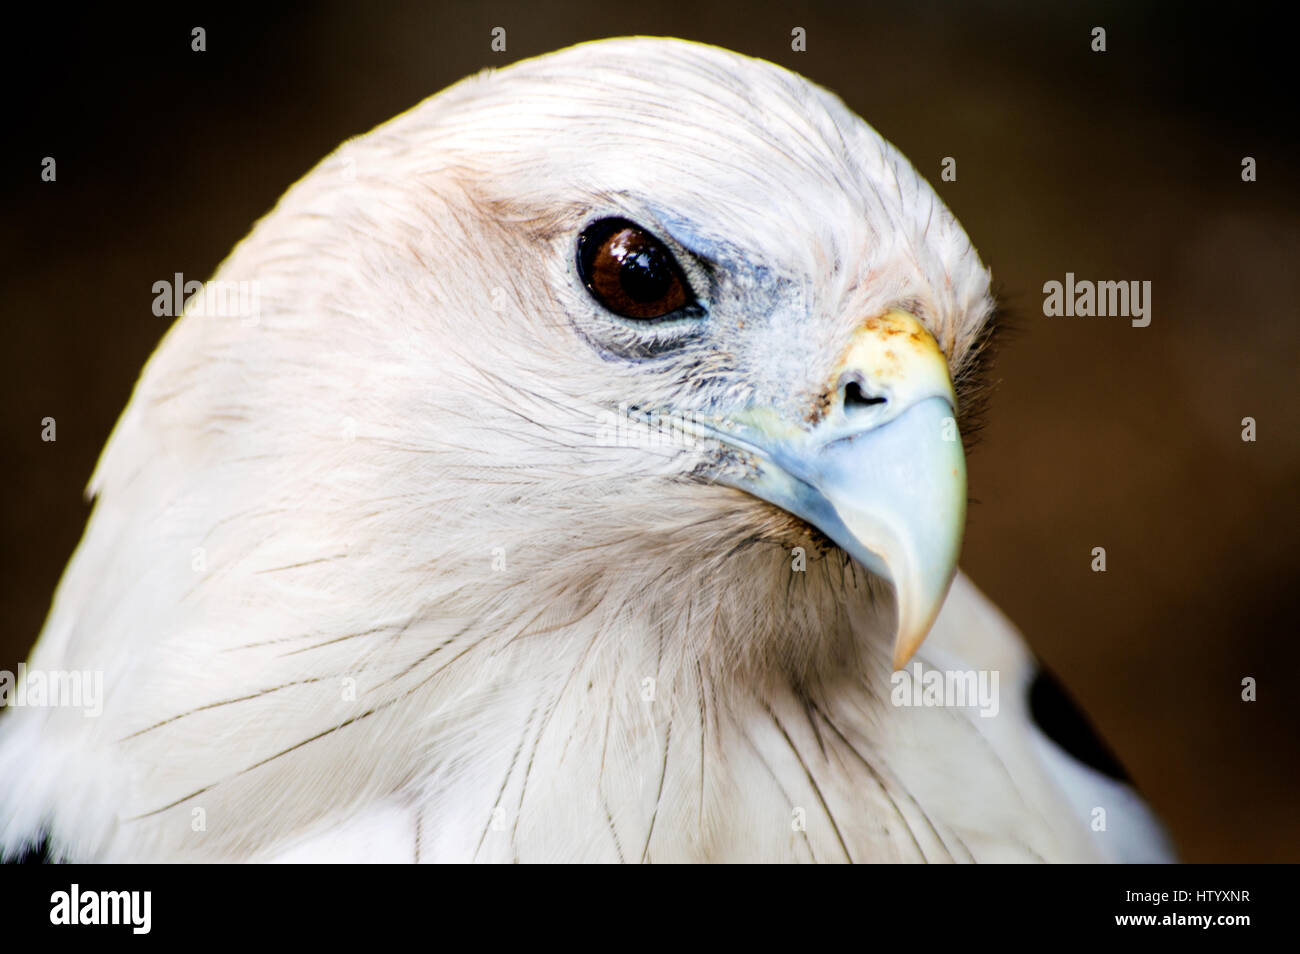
[{"x1": 2, "y1": 3, "x2": 1296, "y2": 862}]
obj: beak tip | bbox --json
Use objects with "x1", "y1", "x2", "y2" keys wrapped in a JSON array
[
  {"x1": 890, "y1": 631, "x2": 923, "y2": 671},
  {"x1": 888, "y1": 570, "x2": 957, "y2": 670}
]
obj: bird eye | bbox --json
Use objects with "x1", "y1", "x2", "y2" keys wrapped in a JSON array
[{"x1": 576, "y1": 218, "x2": 694, "y2": 320}]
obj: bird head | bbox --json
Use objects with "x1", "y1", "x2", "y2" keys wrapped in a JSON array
[
  {"x1": 375, "y1": 38, "x2": 997, "y2": 670},
  {"x1": 139, "y1": 37, "x2": 997, "y2": 692},
  {"x1": 5, "y1": 38, "x2": 1005, "y2": 859}
]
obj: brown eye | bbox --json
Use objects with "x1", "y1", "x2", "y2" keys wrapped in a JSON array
[{"x1": 577, "y1": 218, "x2": 694, "y2": 320}]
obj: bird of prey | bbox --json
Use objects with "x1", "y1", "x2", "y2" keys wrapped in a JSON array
[{"x1": 0, "y1": 37, "x2": 1173, "y2": 863}]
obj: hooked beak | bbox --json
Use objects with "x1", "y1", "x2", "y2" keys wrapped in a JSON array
[{"x1": 703, "y1": 310, "x2": 966, "y2": 669}]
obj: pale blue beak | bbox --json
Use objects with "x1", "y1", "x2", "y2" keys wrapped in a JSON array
[{"x1": 704, "y1": 310, "x2": 967, "y2": 668}]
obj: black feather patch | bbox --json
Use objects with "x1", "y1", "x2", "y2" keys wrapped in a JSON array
[
  {"x1": 4, "y1": 828, "x2": 57, "y2": 864},
  {"x1": 1028, "y1": 667, "x2": 1132, "y2": 783}
]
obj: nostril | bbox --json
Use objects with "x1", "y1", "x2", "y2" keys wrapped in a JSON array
[{"x1": 842, "y1": 379, "x2": 887, "y2": 411}]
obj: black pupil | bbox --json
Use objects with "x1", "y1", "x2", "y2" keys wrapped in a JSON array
[{"x1": 619, "y1": 245, "x2": 671, "y2": 303}]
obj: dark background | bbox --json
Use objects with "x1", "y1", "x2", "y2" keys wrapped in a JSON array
[{"x1": 3, "y1": 2, "x2": 1296, "y2": 862}]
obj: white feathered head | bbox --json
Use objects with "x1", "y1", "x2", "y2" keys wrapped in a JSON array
[{"x1": 3, "y1": 37, "x2": 999, "y2": 861}]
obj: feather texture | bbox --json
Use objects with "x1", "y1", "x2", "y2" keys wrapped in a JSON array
[{"x1": 0, "y1": 38, "x2": 1169, "y2": 862}]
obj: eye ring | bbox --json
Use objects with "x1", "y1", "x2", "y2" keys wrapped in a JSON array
[{"x1": 576, "y1": 218, "x2": 695, "y2": 320}]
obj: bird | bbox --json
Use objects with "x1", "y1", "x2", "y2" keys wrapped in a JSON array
[{"x1": 0, "y1": 36, "x2": 1173, "y2": 863}]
